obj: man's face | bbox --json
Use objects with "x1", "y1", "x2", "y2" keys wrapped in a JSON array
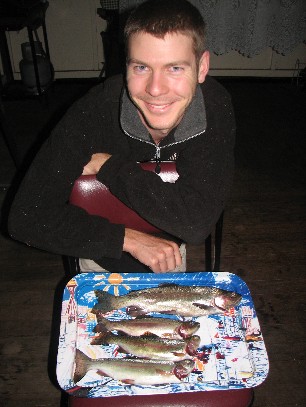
[{"x1": 126, "y1": 32, "x2": 209, "y2": 141}]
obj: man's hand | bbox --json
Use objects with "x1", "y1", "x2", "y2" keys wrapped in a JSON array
[
  {"x1": 123, "y1": 228, "x2": 182, "y2": 273},
  {"x1": 82, "y1": 153, "x2": 111, "y2": 175}
]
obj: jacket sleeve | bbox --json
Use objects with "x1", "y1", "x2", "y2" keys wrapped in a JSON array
[
  {"x1": 96, "y1": 78, "x2": 235, "y2": 245},
  {"x1": 8, "y1": 83, "x2": 125, "y2": 260}
]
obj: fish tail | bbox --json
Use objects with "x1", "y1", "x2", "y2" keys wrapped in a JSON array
[
  {"x1": 91, "y1": 331, "x2": 112, "y2": 345},
  {"x1": 91, "y1": 290, "x2": 116, "y2": 314},
  {"x1": 93, "y1": 315, "x2": 110, "y2": 333},
  {"x1": 73, "y1": 349, "x2": 91, "y2": 383}
]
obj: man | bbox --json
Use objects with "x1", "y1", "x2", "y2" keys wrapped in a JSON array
[{"x1": 8, "y1": 0, "x2": 235, "y2": 273}]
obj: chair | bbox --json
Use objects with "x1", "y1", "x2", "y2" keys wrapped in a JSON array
[{"x1": 65, "y1": 162, "x2": 224, "y2": 276}]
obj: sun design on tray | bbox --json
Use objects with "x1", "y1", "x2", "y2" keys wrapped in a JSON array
[{"x1": 94, "y1": 273, "x2": 131, "y2": 296}]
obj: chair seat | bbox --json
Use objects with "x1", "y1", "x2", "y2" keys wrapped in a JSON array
[{"x1": 69, "y1": 388, "x2": 254, "y2": 407}]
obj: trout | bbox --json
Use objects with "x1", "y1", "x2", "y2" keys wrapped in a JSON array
[
  {"x1": 93, "y1": 314, "x2": 200, "y2": 339},
  {"x1": 92, "y1": 283, "x2": 242, "y2": 317},
  {"x1": 74, "y1": 349, "x2": 195, "y2": 385},
  {"x1": 91, "y1": 331, "x2": 200, "y2": 361}
]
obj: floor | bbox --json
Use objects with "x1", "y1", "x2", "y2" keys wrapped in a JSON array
[{"x1": 0, "y1": 77, "x2": 305, "y2": 406}]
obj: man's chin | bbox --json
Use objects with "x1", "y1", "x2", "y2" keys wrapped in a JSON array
[
  {"x1": 142, "y1": 111, "x2": 179, "y2": 131},
  {"x1": 143, "y1": 119, "x2": 174, "y2": 133}
]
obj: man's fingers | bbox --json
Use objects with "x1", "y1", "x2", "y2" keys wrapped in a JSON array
[
  {"x1": 152, "y1": 244, "x2": 180, "y2": 272},
  {"x1": 123, "y1": 229, "x2": 182, "y2": 273},
  {"x1": 160, "y1": 242, "x2": 182, "y2": 271}
]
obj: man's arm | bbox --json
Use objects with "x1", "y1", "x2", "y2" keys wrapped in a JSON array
[
  {"x1": 81, "y1": 153, "x2": 183, "y2": 272},
  {"x1": 8, "y1": 130, "x2": 182, "y2": 271}
]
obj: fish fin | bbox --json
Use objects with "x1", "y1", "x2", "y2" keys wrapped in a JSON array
[
  {"x1": 96, "y1": 370, "x2": 109, "y2": 378},
  {"x1": 192, "y1": 303, "x2": 216, "y2": 311},
  {"x1": 121, "y1": 379, "x2": 136, "y2": 384},
  {"x1": 172, "y1": 352, "x2": 186, "y2": 357},
  {"x1": 140, "y1": 333, "x2": 160, "y2": 338},
  {"x1": 116, "y1": 345, "x2": 128, "y2": 354}
]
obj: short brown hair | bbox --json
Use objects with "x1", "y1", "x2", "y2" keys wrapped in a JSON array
[{"x1": 124, "y1": 0, "x2": 206, "y2": 62}]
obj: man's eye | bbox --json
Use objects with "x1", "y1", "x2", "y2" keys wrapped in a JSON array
[
  {"x1": 170, "y1": 66, "x2": 183, "y2": 73},
  {"x1": 134, "y1": 65, "x2": 147, "y2": 72}
]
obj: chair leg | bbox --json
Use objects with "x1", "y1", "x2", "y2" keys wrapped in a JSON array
[
  {"x1": 41, "y1": 17, "x2": 50, "y2": 60},
  {"x1": 62, "y1": 256, "x2": 80, "y2": 277},
  {"x1": 205, "y1": 233, "x2": 212, "y2": 271},
  {"x1": 0, "y1": 29, "x2": 14, "y2": 84},
  {"x1": 27, "y1": 26, "x2": 42, "y2": 96},
  {"x1": 213, "y1": 211, "x2": 224, "y2": 271},
  {"x1": 0, "y1": 106, "x2": 20, "y2": 167}
]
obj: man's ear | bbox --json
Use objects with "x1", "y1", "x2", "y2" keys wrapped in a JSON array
[{"x1": 198, "y1": 51, "x2": 210, "y2": 83}]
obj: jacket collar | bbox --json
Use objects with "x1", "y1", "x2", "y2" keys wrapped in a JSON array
[{"x1": 120, "y1": 84, "x2": 207, "y2": 144}]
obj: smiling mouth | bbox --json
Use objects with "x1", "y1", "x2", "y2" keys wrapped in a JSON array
[{"x1": 144, "y1": 101, "x2": 173, "y2": 113}]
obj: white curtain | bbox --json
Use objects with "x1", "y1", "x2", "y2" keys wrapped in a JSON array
[{"x1": 119, "y1": 0, "x2": 306, "y2": 56}]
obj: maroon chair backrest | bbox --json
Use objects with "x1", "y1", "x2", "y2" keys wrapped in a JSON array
[
  {"x1": 69, "y1": 388, "x2": 254, "y2": 407},
  {"x1": 69, "y1": 162, "x2": 178, "y2": 234}
]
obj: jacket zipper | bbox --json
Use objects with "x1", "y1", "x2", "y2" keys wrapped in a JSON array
[{"x1": 155, "y1": 146, "x2": 161, "y2": 174}]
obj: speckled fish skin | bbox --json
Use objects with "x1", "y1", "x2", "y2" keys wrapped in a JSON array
[
  {"x1": 74, "y1": 349, "x2": 195, "y2": 385},
  {"x1": 91, "y1": 331, "x2": 200, "y2": 361},
  {"x1": 92, "y1": 284, "x2": 242, "y2": 317},
  {"x1": 93, "y1": 314, "x2": 200, "y2": 339}
]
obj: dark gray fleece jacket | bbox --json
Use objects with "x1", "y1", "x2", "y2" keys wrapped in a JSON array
[{"x1": 8, "y1": 75, "x2": 235, "y2": 272}]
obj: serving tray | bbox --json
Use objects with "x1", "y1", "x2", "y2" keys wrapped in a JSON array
[{"x1": 56, "y1": 272, "x2": 269, "y2": 398}]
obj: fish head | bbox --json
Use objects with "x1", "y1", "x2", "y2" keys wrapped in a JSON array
[
  {"x1": 178, "y1": 320, "x2": 200, "y2": 338},
  {"x1": 214, "y1": 290, "x2": 242, "y2": 311},
  {"x1": 186, "y1": 335, "x2": 201, "y2": 356},
  {"x1": 173, "y1": 359, "x2": 195, "y2": 380}
]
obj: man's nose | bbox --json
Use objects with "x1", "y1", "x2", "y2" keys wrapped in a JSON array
[{"x1": 146, "y1": 72, "x2": 168, "y2": 96}]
